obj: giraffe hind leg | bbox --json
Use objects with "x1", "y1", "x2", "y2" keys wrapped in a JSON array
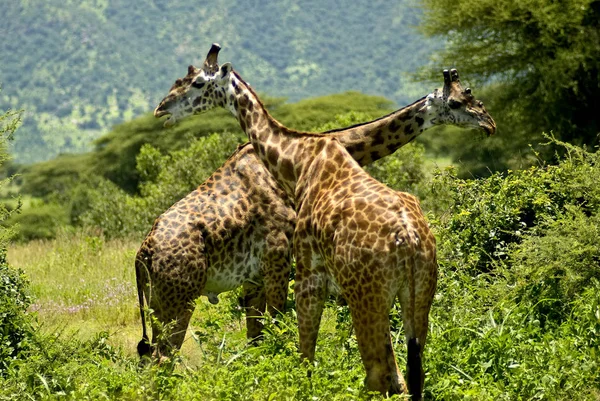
[
  {"x1": 397, "y1": 255, "x2": 437, "y2": 400},
  {"x1": 241, "y1": 281, "x2": 267, "y2": 342},
  {"x1": 344, "y1": 287, "x2": 406, "y2": 396},
  {"x1": 150, "y1": 289, "x2": 198, "y2": 358}
]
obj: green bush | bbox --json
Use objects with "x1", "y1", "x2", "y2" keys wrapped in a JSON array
[
  {"x1": 426, "y1": 258, "x2": 600, "y2": 400},
  {"x1": 0, "y1": 104, "x2": 33, "y2": 374},
  {"x1": 8, "y1": 202, "x2": 71, "y2": 242},
  {"x1": 79, "y1": 132, "x2": 244, "y2": 239},
  {"x1": 433, "y1": 136, "x2": 600, "y2": 272},
  {"x1": 508, "y1": 207, "x2": 600, "y2": 324},
  {"x1": 0, "y1": 253, "x2": 34, "y2": 374}
]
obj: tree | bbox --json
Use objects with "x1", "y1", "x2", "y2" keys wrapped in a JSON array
[{"x1": 418, "y1": 0, "x2": 600, "y2": 174}]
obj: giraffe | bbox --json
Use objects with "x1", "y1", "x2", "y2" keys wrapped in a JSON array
[{"x1": 152, "y1": 44, "x2": 494, "y2": 399}]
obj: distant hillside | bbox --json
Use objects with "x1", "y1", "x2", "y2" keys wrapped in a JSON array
[{"x1": 0, "y1": 0, "x2": 438, "y2": 164}]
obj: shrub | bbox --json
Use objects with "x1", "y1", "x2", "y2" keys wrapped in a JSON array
[
  {"x1": 508, "y1": 207, "x2": 600, "y2": 324},
  {"x1": 7, "y1": 202, "x2": 70, "y2": 242},
  {"x1": 0, "y1": 253, "x2": 34, "y2": 374},
  {"x1": 433, "y1": 136, "x2": 600, "y2": 272},
  {"x1": 79, "y1": 132, "x2": 244, "y2": 238},
  {"x1": 0, "y1": 104, "x2": 34, "y2": 374}
]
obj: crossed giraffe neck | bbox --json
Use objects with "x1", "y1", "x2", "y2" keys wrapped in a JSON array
[
  {"x1": 155, "y1": 45, "x2": 494, "y2": 187},
  {"x1": 331, "y1": 96, "x2": 431, "y2": 165}
]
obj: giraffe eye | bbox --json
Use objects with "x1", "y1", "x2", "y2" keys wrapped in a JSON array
[
  {"x1": 192, "y1": 81, "x2": 205, "y2": 89},
  {"x1": 448, "y1": 99, "x2": 462, "y2": 109}
]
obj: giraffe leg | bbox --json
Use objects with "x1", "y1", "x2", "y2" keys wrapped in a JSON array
[
  {"x1": 345, "y1": 286, "x2": 406, "y2": 396},
  {"x1": 241, "y1": 281, "x2": 266, "y2": 341},
  {"x1": 294, "y1": 257, "x2": 327, "y2": 364},
  {"x1": 263, "y1": 250, "x2": 291, "y2": 317},
  {"x1": 148, "y1": 253, "x2": 207, "y2": 359},
  {"x1": 150, "y1": 288, "x2": 198, "y2": 359}
]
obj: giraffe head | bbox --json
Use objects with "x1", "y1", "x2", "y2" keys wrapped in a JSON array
[
  {"x1": 154, "y1": 43, "x2": 234, "y2": 127},
  {"x1": 423, "y1": 69, "x2": 496, "y2": 135}
]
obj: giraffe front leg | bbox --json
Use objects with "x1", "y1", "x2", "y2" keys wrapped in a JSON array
[
  {"x1": 241, "y1": 281, "x2": 266, "y2": 342},
  {"x1": 294, "y1": 252, "x2": 327, "y2": 365}
]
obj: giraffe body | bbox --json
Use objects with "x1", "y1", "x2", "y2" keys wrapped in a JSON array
[
  {"x1": 136, "y1": 143, "x2": 294, "y2": 355},
  {"x1": 291, "y1": 136, "x2": 437, "y2": 395},
  {"x1": 148, "y1": 44, "x2": 494, "y2": 399}
]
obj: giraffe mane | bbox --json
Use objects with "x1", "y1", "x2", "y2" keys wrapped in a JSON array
[
  {"x1": 231, "y1": 70, "x2": 323, "y2": 138},
  {"x1": 321, "y1": 95, "x2": 428, "y2": 134}
]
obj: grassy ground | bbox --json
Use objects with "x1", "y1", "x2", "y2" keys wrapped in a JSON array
[{"x1": 8, "y1": 233, "x2": 141, "y2": 353}]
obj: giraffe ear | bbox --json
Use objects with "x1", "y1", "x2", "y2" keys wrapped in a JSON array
[{"x1": 217, "y1": 62, "x2": 233, "y2": 82}]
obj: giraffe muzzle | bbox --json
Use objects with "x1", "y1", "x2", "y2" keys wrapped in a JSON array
[{"x1": 154, "y1": 105, "x2": 170, "y2": 118}]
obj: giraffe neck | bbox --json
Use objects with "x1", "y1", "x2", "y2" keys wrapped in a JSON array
[
  {"x1": 226, "y1": 72, "x2": 317, "y2": 196},
  {"x1": 224, "y1": 72, "x2": 443, "y2": 196},
  {"x1": 330, "y1": 95, "x2": 439, "y2": 166}
]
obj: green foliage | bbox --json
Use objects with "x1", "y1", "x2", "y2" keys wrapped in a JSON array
[
  {"x1": 136, "y1": 131, "x2": 243, "y2": 204},
  {"x1": 425, "y1": 260, "x2": 600, "y2": 400},
  {"x1": 5, "y1": 138, "x2": 600, "y2": 399},
  {"x1": 418, "y1": 0, "x2": 600, "y2": 174},
  {"x1": 18, "y1": 154, "x2": 92, "y2": 198},
  {"x1": 510, "y1": 207, "x2": 600, "y2": 324},
  {"x1": 79, "y1": 132, "x2": 244, "y2": 238},
  {"x1": 432, "y1": 136, "x2": 600, "y2": 272},
  {"x1": 0, "y1": 101, "x2": 34, "y2": 375},
  {"x1": 0, "y1": 254, "x2": 34, "y2": 375},
  {"x1": 7, "y1": 202, "x2": 71, "y2": 242},
  {"x1": 76, "y1": 178, "x2": 144, "y2": 239},
  {"x1": 423, "y1": 141, "x2": 600, "y2": 398},
  {"x1": 2, "y1": 330, "x2": 138, "y2": 399},
  {"x1": 1, "y1": 0, "x2": 434, "y2": 164}
]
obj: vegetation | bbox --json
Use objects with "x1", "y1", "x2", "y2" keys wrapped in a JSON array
[
  {"x1": 2, "y1": 0, "x2": 600, "y2": 398},
  {"x1": 0, "y1": 103, "x2": 34, "y2": 375}
]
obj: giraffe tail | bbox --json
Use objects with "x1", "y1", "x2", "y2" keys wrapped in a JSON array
[
  {"x1": 135, "y1": 248, "x2": 152, "y2": 358},
  {"x1": 402, "y1": 230, "x2": 423, "y2": 401}
]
